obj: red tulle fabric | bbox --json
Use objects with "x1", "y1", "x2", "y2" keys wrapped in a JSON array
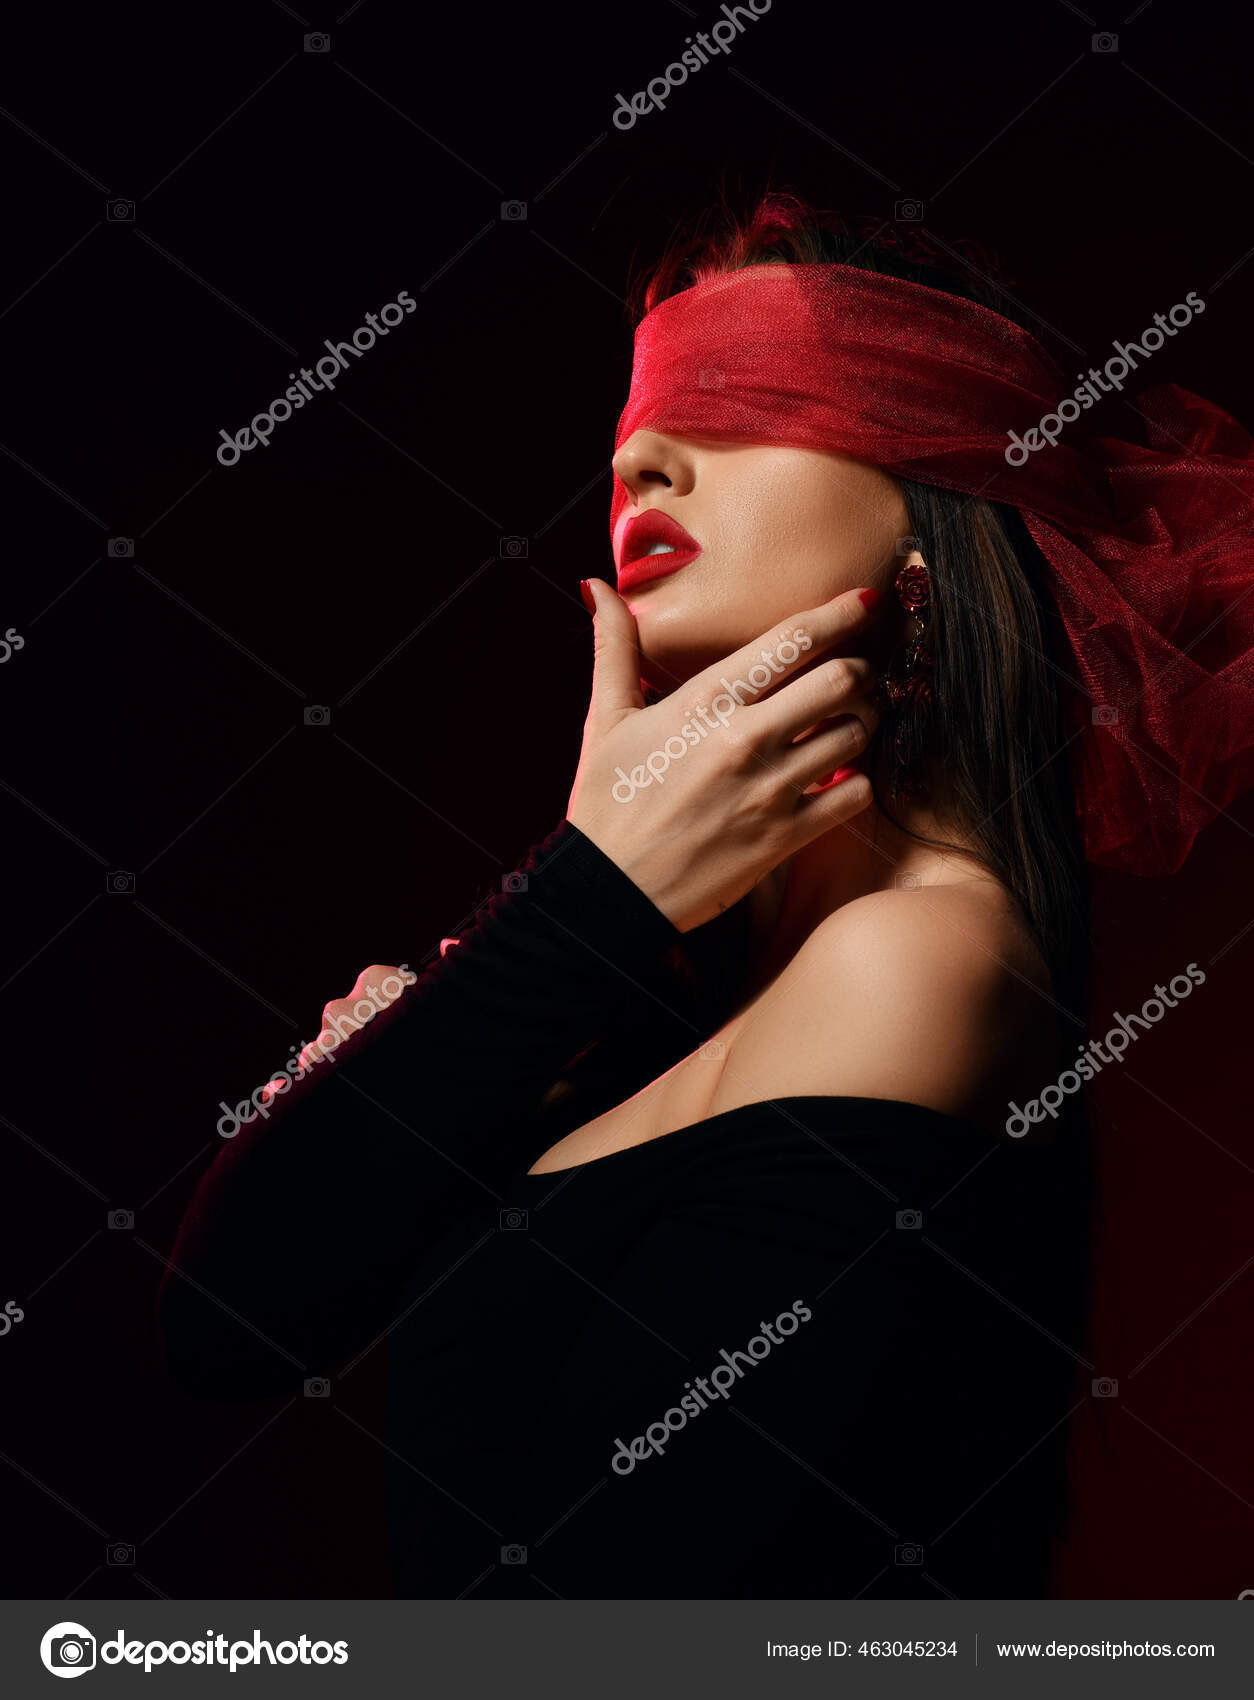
[{"x1": 610, "y1": 263, "x2": 1254, "y2": 875}]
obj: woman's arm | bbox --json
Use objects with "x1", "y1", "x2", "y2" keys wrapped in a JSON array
[
  {"x1": 158, "y1": 581, "x2": 883, "y2": 1401},
  {"x1": 156, "y1": 820, "x2": 682, "y2": 1400}
]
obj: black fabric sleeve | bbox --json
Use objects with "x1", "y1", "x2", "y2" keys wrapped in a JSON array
[{"x1": 155, "y1": 820, "x2": 683, "y2": 1401}]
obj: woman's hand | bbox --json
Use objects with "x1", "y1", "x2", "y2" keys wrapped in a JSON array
[
  {"x1": 566, "y1": 580, "x2": 883, "y2": 932},
  {"x1": 296, "y1": 964, "x2": 416, "y2": 1071},
  {"x1": 257, "y1": 963, "x2": 413, "y2": 1109}
]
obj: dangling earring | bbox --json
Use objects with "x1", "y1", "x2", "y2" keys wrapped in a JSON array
[{"x1": 881, "y1": 560, "x2": 934, "y2": 800}]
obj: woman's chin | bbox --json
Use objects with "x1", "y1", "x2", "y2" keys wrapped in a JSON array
[
  {"x1": 631, "y1": 593, "x2": 750, "y2": 697},
  {"x1": 637, "y1": 631, "x2": 727, "y2": 697}
]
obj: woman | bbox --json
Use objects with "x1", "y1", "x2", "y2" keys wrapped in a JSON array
[{"x1": 158, "y1": 196, "x2": 1254, "y2": 1599}]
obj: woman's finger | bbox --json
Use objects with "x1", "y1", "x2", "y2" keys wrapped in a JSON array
[
  {"x1": 681, "y1": 585, "x2": 881, "y2": 720},
  {"x1": 789, "y1": 765, "x2": 876, "y2": 836},
  {"x1": 775, "y1": 714, "x2": 872, "y2": 794},
  {"x1": 584, "y1": 578, "x2": 646, "y2": 721},
  {"x1": 760, "y1": 654, "x2": 879, "y2": 746}
]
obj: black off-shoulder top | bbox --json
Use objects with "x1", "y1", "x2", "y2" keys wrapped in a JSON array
[{"x1": 158, "y1": 820, "x2": 1089, "y2": 1600}]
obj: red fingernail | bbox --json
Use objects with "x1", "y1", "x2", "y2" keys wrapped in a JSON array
[
  {"x1": 579, "y1": 579, "x2": 596, "y2": 614},
  {"x1": 820, "y1": 766, "x2": 857, "y2": 788},
  {"x1": 858, "y1": 587, "x2": 883, "y2": 609}
]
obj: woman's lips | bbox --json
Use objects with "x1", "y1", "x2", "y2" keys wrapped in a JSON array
[{"x1": 616, "y1": 509, "x2": 702, "y2": 592}]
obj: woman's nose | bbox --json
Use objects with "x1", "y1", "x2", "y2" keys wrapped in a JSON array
[{"x1": 611, "y1": 430, "x2": 697, "y2": 504}]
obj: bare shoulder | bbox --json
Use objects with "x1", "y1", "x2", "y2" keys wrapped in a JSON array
[{"x1": 708, "y1": 880, "x2": 1064, "y2": 1136}]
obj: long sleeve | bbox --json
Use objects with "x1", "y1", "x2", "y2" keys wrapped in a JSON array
[{"x1": 155, "y1": 820, "x2": 683, "y2": 1401}]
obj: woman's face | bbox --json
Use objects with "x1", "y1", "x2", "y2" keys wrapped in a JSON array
[{"x1": 611, "y1": 430, "x2": 912, "y2": 693}]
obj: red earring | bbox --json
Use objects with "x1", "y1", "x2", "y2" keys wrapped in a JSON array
[
  {"x1": 882, "y1": 562, "x2": 933, "y2": 704},
  {"x1": 882, "y1": 561, "x2": 934, "y2": 799}
]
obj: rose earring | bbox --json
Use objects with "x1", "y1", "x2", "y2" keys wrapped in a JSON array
[{"x1": 881, "y1": 560, "x2": 934, "y2": 800}]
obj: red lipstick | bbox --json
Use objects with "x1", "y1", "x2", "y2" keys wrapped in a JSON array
[{"x1": 616, "y1": 509, "x2": 702, "y2": 592}]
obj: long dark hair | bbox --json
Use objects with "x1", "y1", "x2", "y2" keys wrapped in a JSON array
[{"x1": 634, "y1": 192, "x2": 1090, "y2": 1014}]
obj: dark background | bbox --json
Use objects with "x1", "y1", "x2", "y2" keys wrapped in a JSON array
[{"x1": 3, "y1": 0, "x2": 1252, "y2": 1600}]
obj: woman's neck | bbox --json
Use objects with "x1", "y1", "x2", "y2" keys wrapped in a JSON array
[{"x1": 742, "y1": 793, "x2": 994, "y2": 993}]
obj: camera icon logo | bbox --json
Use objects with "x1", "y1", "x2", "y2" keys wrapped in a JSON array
[
  {"x1": 500, "y1": 201, "x2": 528, "y2": 221},
  {"x1": 1092, "y1": 1376, "x2": 1119, "y2": 1398},
  {"x1": 304, "y1": 32, "x2": 331, "y2": 51},
  {"x1": 106, "y1": 1542, "x2": 135, "y2": 1565},
  {"x1": 501, "y1": 871, "x2": 528, "y2": 893},
  {"x1": 894, "y1": 870, "x2": 921, "y2": 892},
  {"x1": 303, "y1": 705, "x2": 331, "y2": 727},
  {"x1": 1092, "y1": 705, "x2": 1119, "y2": 726},
  {"x1": 896, "y1": 1209, "x2": 923, "y2": 1230},
  {"x1": 499, "y1": 1208, "x2": 528, "y2": 1232},
  {"x1": 107, "y1": 871, "x2": 136, "y2": 895},
  {"x1": 1092, "y1": 32, "x2": 1118, "y2": 52},
  {"x1": 106, "y1": 199, "x2": 135, "y2": 222},
  {"x1": 895, "y1": 535, "x2": 922, "y2": 556},
  {"x1": 894, "y1": 1542, "x2": 924, "y2": 1565},
  {"x1": 499, "y1": 535, "x2": 529, "y2": 559},
  {"x1": 894, "y1": 199, "x2": 923, "y2": 222},
  {"x1": 108, "y1": 537, "x2": 135, "y2": 558},
  {"x1": 501, "y1": 1543, "x2": 528, "y2": 1564},
  {"x1": 108, "y1": 1210, "x2": 134, "y2": 1231},
  {"x1": 304, "y1": 1377, "x2": 331, "y2": 1398},
  {"x1": 40, "y1": 1622, "x2": 96, "y2": 1677}
]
